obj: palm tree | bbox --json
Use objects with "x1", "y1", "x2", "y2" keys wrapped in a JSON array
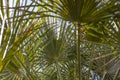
[
  {"x1": 0, "y1": 0, "x2": 45, "y2": 79},
  {"x1": 35, "y1": 0, "x2": 118, "y2": 79},
  {"x1": 0, "y1": 0, "x2": 119, "y2": 80}
]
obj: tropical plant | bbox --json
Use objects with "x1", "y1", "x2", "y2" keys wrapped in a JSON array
[
  {"x1": 34, "y1": 0, "x2": 119, "y2": 80},
  {"x1": 0, "y1": 0, "x2": 120, "y2": 80},
  {"x1": 0, "y1": 0, "x2": 44, "y2": 79}
]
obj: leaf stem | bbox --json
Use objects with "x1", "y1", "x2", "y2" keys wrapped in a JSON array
[{"x1": 77, "y1": 23, "x2": 81, "y2": 80}]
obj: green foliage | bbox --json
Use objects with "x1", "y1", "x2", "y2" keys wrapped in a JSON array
[
  {"x1": 0, "y1": 0, "x2": 120, "y2": 80},
  {"x1": 39, "y1": 0, "x2": 118, "y2": 23}
]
